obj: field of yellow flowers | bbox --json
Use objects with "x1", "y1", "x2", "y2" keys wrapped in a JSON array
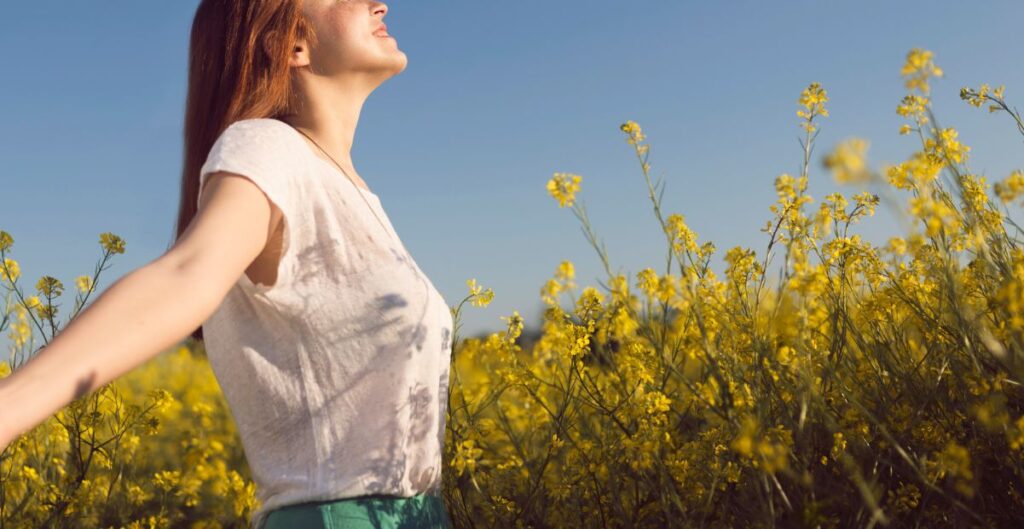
[{"x1": 3, "y1": 47, "x2": 1024, "y2": 528}]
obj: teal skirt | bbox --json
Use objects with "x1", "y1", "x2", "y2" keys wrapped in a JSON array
[{"x1": 262, "y1": 493, "x2": 453, "y2": 529}]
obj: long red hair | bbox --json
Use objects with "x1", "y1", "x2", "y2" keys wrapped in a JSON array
[{"x1": 172, "y1": 0, "x2": 317, "y2": 342}]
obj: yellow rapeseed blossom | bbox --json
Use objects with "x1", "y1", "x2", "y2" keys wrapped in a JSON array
[
  {"x1": 909, "y1": 194, "x2": 960, "y2": 237},
  {"x1": 607, "y1": 303, "x2": 639, "y2": 339},
  {"x1": 886, "y1": 150, "x2": 943, "y2": 190},
  {"x1": 645, "y1": 391, "x2": 672, "y2": 415},
  {"x1": 829, "y1": 431, "x2": 847, "y2": 463},
  {"x1": 99, "y1": 232, "x2": 126, "y2": 254},
  {"x1": 924, "y1": 127, "x2": 970, "y2": 165},
  {"x1": 1, "y1": 257, "x2": 19, "y2": 283},
  {"x1": 666, "y1": 213, "x2": 700, "y2": 255},
  {"x1": 797, "y1": 82, "x2": 829, "y2": 133},
  {"x1": 823, "y1": 138, "x2": 871, "y2": 185},
  {"x1": 887, "y1": 237, "x2": 907, "y2": 256},
  {"x1": 699, "y1": 375, "x2": 721, "y2": 407},
  {"x1": 620, "y1": 120, "x2": 646, "y2": 145},
  {"x1": 1009, "y1": 416, "x2": 1024, "y2": 451},
  {"x1": 636, "y1": 268, "x2": 659, "y2": 298},
  {"x1": 454, "y1": 439, "x2": 484, "y2": 477},
  {"x1": 994, "y1": 170, "x2": 1024, "y2": 204},
  {"x1": 148, "y1": 388, "x2": 176, "y2": 414},
  {"x1": 886, "y1": 482, "x2": 922, "y2": 515},
  {"x1": 36, "y1": 275, "x2": 64, "y2": 298},
  {"x1": 896, "y1": 93, "x2": 929, "y2": 120},
  {"x1": 901, "y1": 48, "x2": 943, "y2": 95},
  {"x1": 731, "y1": 415, "x2": 789, "y2": 473},
  {"x1": 501, "y1": 310, "x2": 525, "y2": 345},
  {"x1": 574, "y1": 286, "x2": 604, "y2": 319},
  {"x1": 540, "y1": 278, "x2": 562, "y2": 306},
  {"x1": 467, "y1": 278, "x2": 495, "y2": 307},
  {"x1": 960, "y1": 83, "x2": 1006, "y2": 111},
  {"x1": 0, "y1": 230, "x2": 12, "y2": 251},
  {"x1": 932, "y1": 441, "x2": 974, "y2": 497},
  {"x1": 546, "y1": 172, "x2": 582, "y2": 208},
  {"x1": 152, "y1": 470, "x2": 182, "y2": 493},
  {"x1": 555, "y1": 260, "x2": 575, "y2": 285},
  {"x1": 75, "y1": 275, "x2": 94, "y2": 295}
]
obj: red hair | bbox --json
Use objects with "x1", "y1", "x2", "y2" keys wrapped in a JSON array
[{"x1": 172, "y1": 0, "x2": 317, "y2": 342}]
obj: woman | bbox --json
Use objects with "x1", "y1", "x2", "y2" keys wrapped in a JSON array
[{"x1": 0, "y1": 1, "x2": 455, "y2": 528}]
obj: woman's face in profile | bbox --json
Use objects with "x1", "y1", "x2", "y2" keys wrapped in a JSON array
[{"x1": 300, "y1": 0, "x2": 407, "y2": 79}]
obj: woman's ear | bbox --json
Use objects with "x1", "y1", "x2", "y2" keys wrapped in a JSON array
[
  {"x1": 287, "y1": 38, "x2": 311, "y2": 68},
  {"x1": 258, "y1": 31, "x2": 309, "y2": 68}
]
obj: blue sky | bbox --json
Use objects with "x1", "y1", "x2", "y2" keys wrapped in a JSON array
[{"x1": 2, "y1": 0, "x2": 1023, "y2": 355}]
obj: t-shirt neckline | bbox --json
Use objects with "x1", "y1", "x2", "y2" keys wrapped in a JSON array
[
  {"x1": 309, "y1": 155, "x2": 381, "y2": 203},
  {"x1": 273, "y1": 119, "x2": 381, "y2": 203}
]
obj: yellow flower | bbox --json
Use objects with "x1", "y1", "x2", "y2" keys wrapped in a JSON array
[
  {"x1": 153, "y1": 470, "x2": 182, "y2": 493},
  {"x1": 994, "y1": 170, "x2": 1024, "y2": 204},
  {"x1": 555, "y1": 260, "x2": 575, "y2": 285},
  {"x1": 540, "y1": 278, "x2": 562, "y2": 306},
  {"x1": 148, "y1": 388, "x2": 176, "y2": 413},
  {"x1": 887, "y1": 237, "x2": 907, "y2": 256},
  {"x1": 574, "y1": 286, "x2": 604, "y2": 319},
  {"x1": 900, "y1": 48, "x2": 943, "y2": 95},
  {"x1": 466, "y1": 278, "x2": 494, "y2": 307},
  {"x1": 546, "y1": 173, "x2": 582, "y2": 208},
  {"x1": 830, "y1": 431, "x2": 847, "y2": 462},
  {"x1": 823, "y1": 138, "x2": 871, "y2": 184},
  {"x1": 960, "y1": 83, "x2": 1006, "y2": 109},
  {"x1": 99, "y1": 232, "x2": 126, "y2": 254},
  {"x1": 36, "y1": 275, "x2": 64, "y2": 298},
  {"x1": 776, "y1": 345, "x2": 794, "y2": 365},
  {"x1": 732, "y1": 415, "x2": 758, "y2": 458},
  {"x1": 666, "y1": 213, "x2": 700, "y2": 255},
  {"x1": 620, "y1": 120, "x2": 646, "y2": 145},
  {"x1": 1009, "y1": 416, "x2": 1024, "y2": 451},
  {"x1": 896, "y1": 93, "x2": 929, "y2": 119},
  {"x1": 886, "y1": 151, "x2": 942, "y2": 190},
  {"x1": 501, "y1": 310, "x2": 524, "y2": 343},
  {"x1": 924, "y1": 127, "x2": 970, "y2": 165},
  {"x1": 20, "y1": 465, "x2": 42, "y2": 484},
  {"x1": 1, "y1": 257, "x2": 20, "y2": 283},
  {"x1": 909, "y1": 194, "x2": 960, "y2": 237},
  {"x1": 75, "y1": 275, "x2": 94, "y2": 295},
  {"x1": 0, "y1": 230, "x2": 12, "y2": 252},
  {"x1": 608, "y1": 304, "x2": 639, "y2": 339},
  {"x1": 645, "y1": 391, "x2": 672, "y2": 415},
  {"x1": 453, "y1": 439, "x2": 484, "y2": 476},
  {"x1": 699, "y1": 375, "x2": 721, "y2": 407},
  {"x1": 797, "y1": 82, "x2": 829, "y2": 133},
  {"x1": 636, "y1": 268, "x2": 659, "y2": 298},
  {"x1": 126, "y1": 483, "x2": 152, "y2": 506}
]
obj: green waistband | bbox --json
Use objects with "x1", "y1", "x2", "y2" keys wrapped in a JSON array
[{"x1": 263, "y1": 493, "x2": 452, "y2": 529}]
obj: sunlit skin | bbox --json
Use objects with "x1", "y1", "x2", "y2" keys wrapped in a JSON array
[{"x1": 279, "y1": 0, "x2": 406, "y2": 192}]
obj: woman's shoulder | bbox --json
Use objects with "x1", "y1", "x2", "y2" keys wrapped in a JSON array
[
  {"x1": 201, "y1": 117, "x2": 311, "y2": 190},
  {"x1": 210, "y1": 118, "x2": 307, "y2": 161},
  {"x1": 220, "y1": 117, "x2": 297, "y2": 140}
]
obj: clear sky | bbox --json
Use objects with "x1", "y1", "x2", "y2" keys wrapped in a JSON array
[{"x1": 2, "y1": 0, "x2": 1023, "y2": 355}]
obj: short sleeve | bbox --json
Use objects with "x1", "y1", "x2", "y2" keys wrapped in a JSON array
[
  {"x1": 197, "y1": 118, "x2": 308, "y2": 290},
  {"x1": 197, "y1": 118, "x2": 306, "y2": 211}
]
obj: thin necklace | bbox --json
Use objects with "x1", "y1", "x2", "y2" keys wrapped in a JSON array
[{"x1": 287, "y1": 124, "x2": 394, "y2": 242}]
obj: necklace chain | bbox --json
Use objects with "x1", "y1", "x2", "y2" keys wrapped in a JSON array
[{"x1": 286, "y1": 124, "x2": 394, "y2": 242}]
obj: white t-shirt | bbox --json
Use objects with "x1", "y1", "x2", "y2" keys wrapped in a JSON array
[{"x1": 196, "y1": 118, "x2": 454, "y2": 529}]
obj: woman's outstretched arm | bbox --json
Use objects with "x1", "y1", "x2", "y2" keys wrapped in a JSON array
[{"x1": 0, "y1": 170, "x2": 282, "y2": 448}]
